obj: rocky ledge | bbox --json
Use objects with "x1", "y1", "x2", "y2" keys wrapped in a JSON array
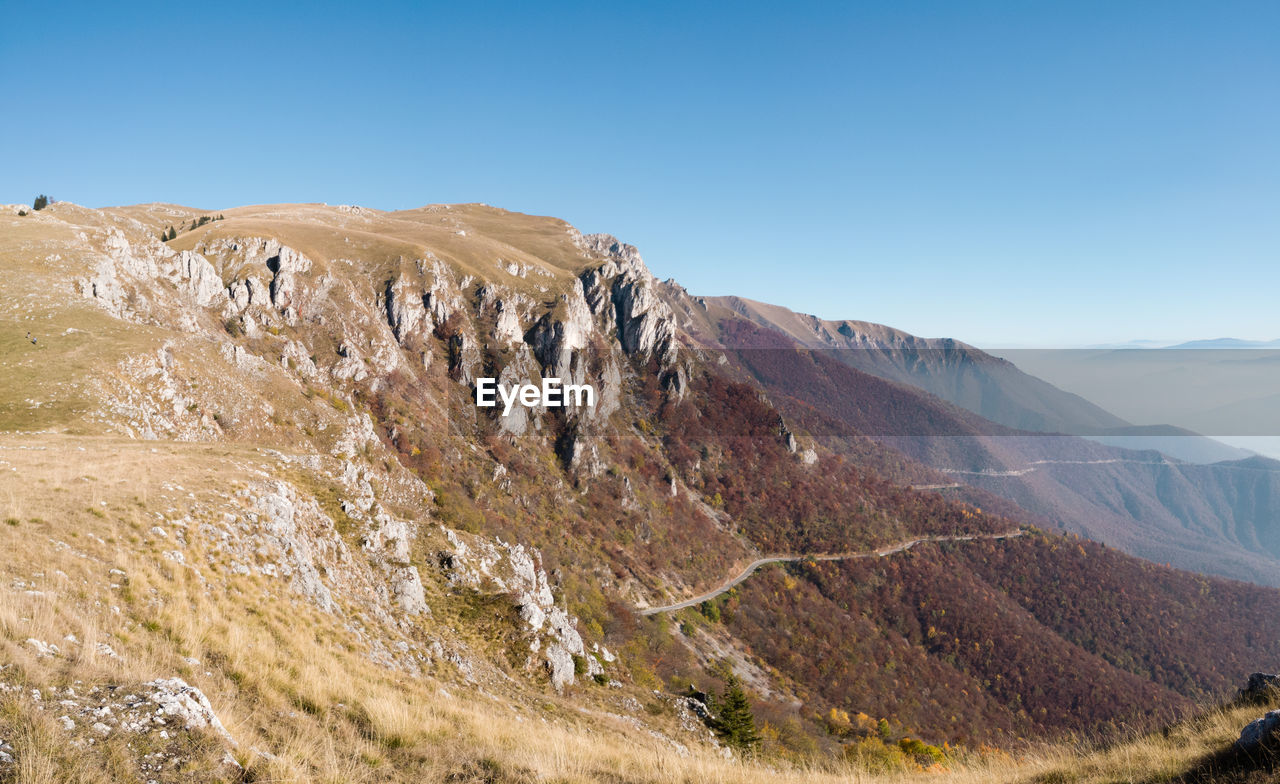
[{"x1": 0, "y1": 675, "x2": 239, "y2": 778}]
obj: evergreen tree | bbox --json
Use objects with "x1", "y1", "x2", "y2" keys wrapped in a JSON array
[
  {"x1": 32, "y1": 195, "x2": 49, "y2": 211},
  {"x1": 712, "y1": 674, "x2": 760, "y2": 753}
]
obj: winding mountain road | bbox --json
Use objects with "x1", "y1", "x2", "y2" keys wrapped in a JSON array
[
  {"x1": 939, "y1": 458, "x2": 1176, "y2": 479},
  {"x1": 639, "y1": 530, "x2": 1025, "y2": 616}
]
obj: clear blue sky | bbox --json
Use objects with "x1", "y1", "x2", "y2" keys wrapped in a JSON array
[{"x1": 3, "y1": 1, "x2": 1276, "y2": 346}]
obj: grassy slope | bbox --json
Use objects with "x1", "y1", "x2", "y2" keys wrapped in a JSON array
[
  {"x1": 164, "y1": 202, "x2": 589, "y2": 304},
  {"x1": 0, "y1": 206, "x2": 168, "y2": 433},
  {"x1": 0, "y1": 436, "x2": 1272, "y2": 784}
]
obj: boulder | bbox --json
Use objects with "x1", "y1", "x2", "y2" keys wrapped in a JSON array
[
  {"x1": 145, "y1": 678, "x2": 236, "y2": 744},
  {"x1": 391, "y1": 566, "x2": 430, "y2": 616},
  {"x1": 545, "y1": 643, "x2": 576, "y2": 691},
  {"x1": 1241, "y1": 672, "x2": 1280, "y2": 700},
  {"x1": 1238, "y1": 709, "x2": 1280, "y2": 749}
]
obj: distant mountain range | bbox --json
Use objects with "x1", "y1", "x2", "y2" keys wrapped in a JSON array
[
  {"x1": 686, "y1": 296, "x2": 1280, "y2": 587},
  {"x1": 709, "y1": 296, "x2": 1131, "y2": 436},
  {"x1": 1084, "y1": 338, "x2": 1280, "y2": 350},
  {"x1": 1168, "y1": 338, "x2": 1280, "y2": 349},
  {"x1": 708, "y1": 297, "x2": 1256, "y2": 463}
]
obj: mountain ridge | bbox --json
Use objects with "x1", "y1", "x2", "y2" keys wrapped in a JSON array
[{"x1": 4, "y1": 199, "x2": 1280, "y2": 781}]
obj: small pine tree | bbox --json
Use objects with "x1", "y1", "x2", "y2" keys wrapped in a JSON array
[
  {"x1": 32, "y1": 195, "x2": 50, "y2": 211},
  {"x1": 712, "y1": 674, "x2": 760, "y2": 753},
  {"x1": 877, "y1": 718, "x2": 892, "y2": 741}
]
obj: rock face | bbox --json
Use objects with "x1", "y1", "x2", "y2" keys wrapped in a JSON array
[
  {"x1": 424, "y1": 259, "x2": 463, "y2": 326},
  {"x1": 175, "y1": 250, "x2": 224, "y2": 306},
  {"x1": 529, "y1": 278, "x2": 596, "y2": 378},
  {"x1": 94, "y1": 341, "x2": 222, "y2": 441},
  {"x1": 199, "y1": 481, "x2": 374, "y2": 616},
  {"x1": 205, "y1": 237, "x2": 316, "y2": 326},
  {"x1": 493, "y1": 299, "x2": 523, "y2": 345},
  {"x1": 79, "y1": 228, "x2": 227, "y2": 323},
  {"x1": 526, "y1": 232, "x2": 681, "y2": 385},
  {"x1": 385, "y1": 275, "x2": 426, "y2": 343},
  {"x1": 251, "y1": 482, "x2": 342, "y2": 611},
  {"x1": 492, "y1": 355, "x2": 538, "y2": 436},
  {"x1": 78, "y1": 213, "x2": 679, "y2": 451},
  {"x1": 577, "y1": 234, "x2": 677, "y2": 363},
  {"x1": 77, "y1": 229, "x2": 327, "y2": 337},
  {"x1": 511, "y1": 232, "x2": 680, "y2": 444},
  {"x1": 438, "y1": 528, "x2": 602, "y2": 690},
  {"x1": 267, "y1": 244, "x2": 312, "y2": 313},
  {"x1": 557, "y1": 426, "x2": 605, "y2": 479}
]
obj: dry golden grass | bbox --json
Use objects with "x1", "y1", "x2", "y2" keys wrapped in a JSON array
[
  {"x1": 155, "y1": 201, "x2": 590, "y2": 306},
  {"x1": 0, "y1": 434, "x2": 1264, "y2": 783}
]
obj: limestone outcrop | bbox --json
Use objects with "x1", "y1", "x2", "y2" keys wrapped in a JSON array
[{"x1": 437, "y1": 528, "x2": 603, "y2": 690}]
